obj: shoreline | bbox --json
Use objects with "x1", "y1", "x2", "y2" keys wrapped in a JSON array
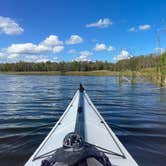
[
  {"x1": 0, "y1": 70, "x2": 119, "y2": 76},
  {"x1": 0, "y1": 69, "x2": 164, "y2": 86},
  {"x1": 0, "y1": 70, "x2": 137, "y2": 76}
]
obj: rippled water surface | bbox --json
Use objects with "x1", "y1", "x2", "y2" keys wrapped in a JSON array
[{"x1": 0, "y1": 75, "x2": 166, "y2": 166}]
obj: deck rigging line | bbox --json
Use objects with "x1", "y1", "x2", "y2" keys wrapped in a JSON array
[{"x1": 74, "y1": 84, "x2": 85, "y2": 139}]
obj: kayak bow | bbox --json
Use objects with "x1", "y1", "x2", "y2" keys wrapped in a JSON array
[{"x1": 25, "y1": 84, "x2": 138, "y2": 166}]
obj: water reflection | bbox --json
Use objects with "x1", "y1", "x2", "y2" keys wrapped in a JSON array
[{"x1": 0, "y1": 75, "x2": 166, "y2": 166}]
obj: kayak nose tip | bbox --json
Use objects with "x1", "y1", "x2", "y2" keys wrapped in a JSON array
[{"x1": 79, "y1": 84, "x2": 84, "y2": 92}]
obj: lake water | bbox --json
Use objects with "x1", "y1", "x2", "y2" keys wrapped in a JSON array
[{"x1": 0, "y1": 75, "x2": 166, "y2": 166}]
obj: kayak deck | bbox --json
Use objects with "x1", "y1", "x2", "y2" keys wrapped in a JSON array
[{"x1": 25, "y1": 89, "x2": 138, "y2": 166}]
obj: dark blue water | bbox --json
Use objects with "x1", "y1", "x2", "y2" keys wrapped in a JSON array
[{"x1": 0, "y1": 75, "x2": 166, "y2": 166}]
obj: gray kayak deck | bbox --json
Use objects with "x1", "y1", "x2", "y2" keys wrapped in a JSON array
[{"x1": 25, "y1": 90, "x2": 138, "y2": 166}]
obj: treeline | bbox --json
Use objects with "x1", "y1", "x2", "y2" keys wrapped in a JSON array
[
  {"x1": 0, "y1": 61, "x2": 114, "y2": 72},
  {"x1": 0, "y1": 53, "x2": 163, "y2": 72}
]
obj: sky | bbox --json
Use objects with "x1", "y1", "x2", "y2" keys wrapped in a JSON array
[{"x1": 0, "y1": 0, "x2": 166, "y2": 63}]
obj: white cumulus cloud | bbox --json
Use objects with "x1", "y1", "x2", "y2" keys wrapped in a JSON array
[
  {"x1": 139, "y1": 24, "x2": 151, "y2": 30},
  {"x1": 75, "y1": 51, "x2": 92, "y2": 61},
  {"x1": 6, "y1": 43, "x2": 47, "y2": 54},
  {"x1": 0, "y1": 35, "x2": 63, "y2": 63},
  {"x1": 93, "y1": 43, "x2": 107, "y2": 51},
  {"x1": 129, "y1": 24, "x2": 151, "y2": 32},
  {"x1": 93, "y1": 43, "x2": 115, "y2": 52},
  {"x1": 8, "y1": 53, "x2": 20, "y2": 59},
  {"x1": 0, "y1": 52, "x2": 58, "y2": 63},
  {"x1": 52, "y1": 45, "x2": 64, "y2": 53},
  {"x1": 66, "y1": 35, "x2": 83, "y2": 45},
  {"x1": 0, "y1": 16, "x2": 24, "y2": 35},
  {"x1": 0, "y1": 52, "x2": 5, "y2": 58},
  {"x1": 41, "y1": 35, "x2": 63, "y2": 46},
  {"x1": 128, "y1": 27, "x2": 137, "y2": 32},
  {"x1": 86, "y1": 18, "x2": 112, "y2": 28},
  {"x1": 26, "y1": 55, "x2": 50, "y2": 62},
  {"x1": 107, "y1": 45, "x2": 115, "y2": 51},
  {"x1": 113, "y1": 50, "x2": 132, "y2": 61},
  {"x1": 6, "y1": 35, "x2": 64, "y2": 55}
]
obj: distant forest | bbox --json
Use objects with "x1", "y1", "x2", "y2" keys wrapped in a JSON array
[{"x1": 0, "y1": 53, "x2": 162, "y2": 72}]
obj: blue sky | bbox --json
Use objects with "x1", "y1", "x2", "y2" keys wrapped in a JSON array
[{"x1": 0, "y1": 0, "x2": 166, "y2": 63}]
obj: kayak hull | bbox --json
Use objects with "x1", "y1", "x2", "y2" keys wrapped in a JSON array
[{"x1": 25, "y1": 89, "x2": 138, "y2": 166}]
